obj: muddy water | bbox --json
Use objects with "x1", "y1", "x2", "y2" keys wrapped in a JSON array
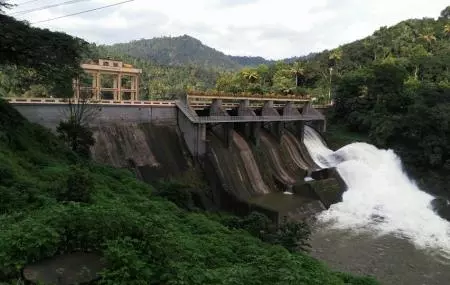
[{"x1": 309, "y1": 222, "x2": 450, "y2": 285}]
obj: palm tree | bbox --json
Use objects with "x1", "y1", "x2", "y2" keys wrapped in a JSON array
[
  {"x1": 420, "y1": 32, "x2": 437, "y2": 51},
  {"x1": 328, "y1": 48, "x2": 343, "y2": 68},
  {"x1": 291, "y1": 61, "x2": 305, "y2": 87},
  {"x1": 420, "y1": 33, "x2": 437, "y2": 43},
  {"x1": 444, "y1": 24, "x2": 450, "y2": 36},
  {"x1": 241, "y1": 69, "x2": 259, "y2": 84}
]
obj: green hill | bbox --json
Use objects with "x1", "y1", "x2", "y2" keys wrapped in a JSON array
[{"x1": 102, "y1": 35, "x2": 272, "y2": 70}]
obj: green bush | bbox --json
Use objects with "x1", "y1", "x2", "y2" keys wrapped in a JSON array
[
  {"x1": 220, "y1": 211, "x2": 311, "y2": 253},
  {"x1": 57, "y1": 119, "x2": 95, "y2": 158},
  {"x1": 57, "y1": 165, "x2": 93, "y2": 203}
]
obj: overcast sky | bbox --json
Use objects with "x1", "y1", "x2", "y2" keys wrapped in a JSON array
[{"x1": 6, "y1": 0, "x2": 449, "y2": 59}]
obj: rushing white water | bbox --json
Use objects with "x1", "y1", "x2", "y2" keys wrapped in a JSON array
[{"x1": 303, "y1": 125, "x2": 450, "y2": 256}]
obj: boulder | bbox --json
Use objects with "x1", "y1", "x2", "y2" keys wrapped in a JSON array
[
  {"x1": 307, "y1": 178, "x2": 344, "y2": 209},
  {"x1": 431, "y1": 197, "x2": 450, "y2": 222}
]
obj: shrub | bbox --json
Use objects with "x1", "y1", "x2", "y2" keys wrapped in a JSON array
[
  {"x1": 57, "y1": 165, "x2": 93, "y2": 203},
  {"x1": 57, "y1": 119, "x2": 95, "y2": 158}
]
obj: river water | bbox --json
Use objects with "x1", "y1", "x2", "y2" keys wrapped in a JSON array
[{"x1": 303, "y1": 126, "x2": 450, "y2": 285}]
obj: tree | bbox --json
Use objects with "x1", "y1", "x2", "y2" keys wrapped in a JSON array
[
  {"x1": 0, "y1": 0, "x2": 13, "y2": 12},
  {"x1": 439, "y1": 6, "x2": 450, "y2": 19},
  {"x1": 444, "y1": 24, "x2": 450, "y2": 36},
  {"x1": 256, "y1": 64, "x2": 270, "y2": 86},
  {"x1": 57, "y1": 165, "x2": 93, "y2": 203},
  {"x1": 0, "y1": 14, "x2": 89, "y2": 97},
  {"x1": 328, "y1": 48, "x2": 343, "y2": 68},
  {"x1": 57, "y1": 95, "x2": 98, "y2": 158},
  {"x1": 241, "y1": 69, "x2": 259, "y2": 84},
  {"x1": 291, "y1": 61, "x2": 306, "y2": 87},
  {"x1": 272, "y1": 68, "x2": 294, "y2": 94}
]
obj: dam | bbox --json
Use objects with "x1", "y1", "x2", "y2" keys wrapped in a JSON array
[
  {"x1": 7, "y1": 94, "x2": 338, "y2": 222},
  {"x1": 8, "y1": 94, "x2": 450, "y2": 284}
]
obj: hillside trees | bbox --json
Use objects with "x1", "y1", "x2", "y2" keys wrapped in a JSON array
[
  {"x1": 328, "y1": 9, "x2": 450, "y2": 196},
  {"x1": 56, "y1": 99, "x2": 96, "y2": 158},
  {"x1": 0, "y1": 0, "x2": 12, "y2": 11},
  {"x1": 0, "y1": 13, "x2": 89, "y2": 97},
  {"x1": 439, "y1": 6, "x2": 450, "y2": 19}
]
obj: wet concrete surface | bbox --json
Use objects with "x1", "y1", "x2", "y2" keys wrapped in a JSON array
[{"x1": 309, "y1": 223, "x2": 450, "y2": 285}]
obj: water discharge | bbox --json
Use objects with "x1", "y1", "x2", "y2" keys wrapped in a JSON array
[
  {"x1": 260, "y1": 131, "x2": 297, "y2": 185},
  {"x1": 303, "y1": 125, "x2": 450, "y2": 258}
]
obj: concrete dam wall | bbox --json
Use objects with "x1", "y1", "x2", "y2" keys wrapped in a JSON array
[
  {"x1": 11, "y1": 101, "x2": 336, "y2": 221},
  {"x1": 91, "y1": 123, "x2": 191, "y2": 182},
  {"x1": 12, "y1": 103, "x2": 177, "y2": 130}
]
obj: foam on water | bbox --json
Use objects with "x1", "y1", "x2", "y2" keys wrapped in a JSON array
[{"x1": 303, "y1": 126, "x2": 450, "y2": 256}]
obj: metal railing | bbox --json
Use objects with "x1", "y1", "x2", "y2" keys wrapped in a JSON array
[
  {"x1": 187, "y1": 91, "x2": 311, "y2": 102},
  {"x1": 5, "y1": 97, "x2": 332, "y2": 109},
  {"x1": 176, "y1": 100, "x2": 322, "y2": 124},
  {"x1": 175, "y1": 101, "x2": 201, "y2": 122},
  {"x1": 5, "y1": 97, "x2": 176, "y2": 106}
]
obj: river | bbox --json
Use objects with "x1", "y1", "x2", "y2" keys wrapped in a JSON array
[{"x1": 303, "y1": 126, "x2": 450, "y2": 285}]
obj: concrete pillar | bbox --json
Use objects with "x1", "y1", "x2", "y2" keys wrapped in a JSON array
[
  {"x1": 261, "y1": 101, "x2": 279, "y2": 116},
  {"x1": 296, "y1": 121, "x2": 305, "y2": 142},
  {"x1": 225, "y1": 123, "x2": 234, "y2": 148},
  {"x1": 210, "y1": 99, "x2": 227, "y2": 116},
  {"x1": 91, "y1": 73, "x2": 96, "y2": 99},
  {"x1": 177, "y1": 109, "x2": 206, "y2": 158},
  {"x1": 131, "y1": 76, "x2": 136, "y2": 101},
  {"x1": 250, "y1": 122, "x2": 261, "y2": 146},
  {"x1": 113, "y1": 76, "x2": 119, "y2": 101},
  {"x1": 283, "y1": 102, "x2": 301, "y2": 116},
  {"x1": 96, "y1": 73, "x2": 101, "y2": 100},
  {"x1": 118, "y1": 73, "x2": 122, "y2": 101},
  {"x1": 273, "y1": 121, "x2": 284, "y2": 141},
  {"x1": 135, "y1": 76, "x2": 139, "y2": 100},
  {"x1": 240, "y1": 99, "x2": 250, "y2": 108},
  {"x1": 73, "y1": 78, "x2": 80, "y2": 98}
]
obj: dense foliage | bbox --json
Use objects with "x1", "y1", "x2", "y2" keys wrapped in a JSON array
[
  {"x1": 0, "y1": 100, "x2": 378, "y2": 284},
  {"x1": 315, "y1": 8, "x2": 450, "y2": 197},
  {"x1": 0, "y1": 13, "x2": 88, "y2": 97},
  {"x1": 56, "y1": 100, "x2": 96, "y2": 158},
  {"x1": 213, "y1": 6, "x2": 450, "y2": 197},
  {"x1": 212, "y1": 55, "x2": 339, "y2": 104},
  {"x1": 103, "y1": 35, "x2": 272, "y2": 70}
]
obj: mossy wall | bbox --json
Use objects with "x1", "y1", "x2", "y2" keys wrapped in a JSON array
[{"x1": 91, "y1": 123, "x2": 191, "y2": 182}]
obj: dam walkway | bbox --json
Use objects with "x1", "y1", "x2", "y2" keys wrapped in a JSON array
[{"x1": 175, "y1": 100, "x2": 324, "y2": 124}]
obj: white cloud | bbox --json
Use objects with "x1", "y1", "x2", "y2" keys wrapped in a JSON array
[{"x1": 7, "y1": 0, "x2": 450, "y2": 59}]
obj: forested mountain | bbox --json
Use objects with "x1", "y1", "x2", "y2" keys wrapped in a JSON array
[
  {"x1": 229, "y1": 55, "x2": 275, "y2": 66},
  {"x1": 102, "y1": 35, "x2": 273, "y2": 70}
]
